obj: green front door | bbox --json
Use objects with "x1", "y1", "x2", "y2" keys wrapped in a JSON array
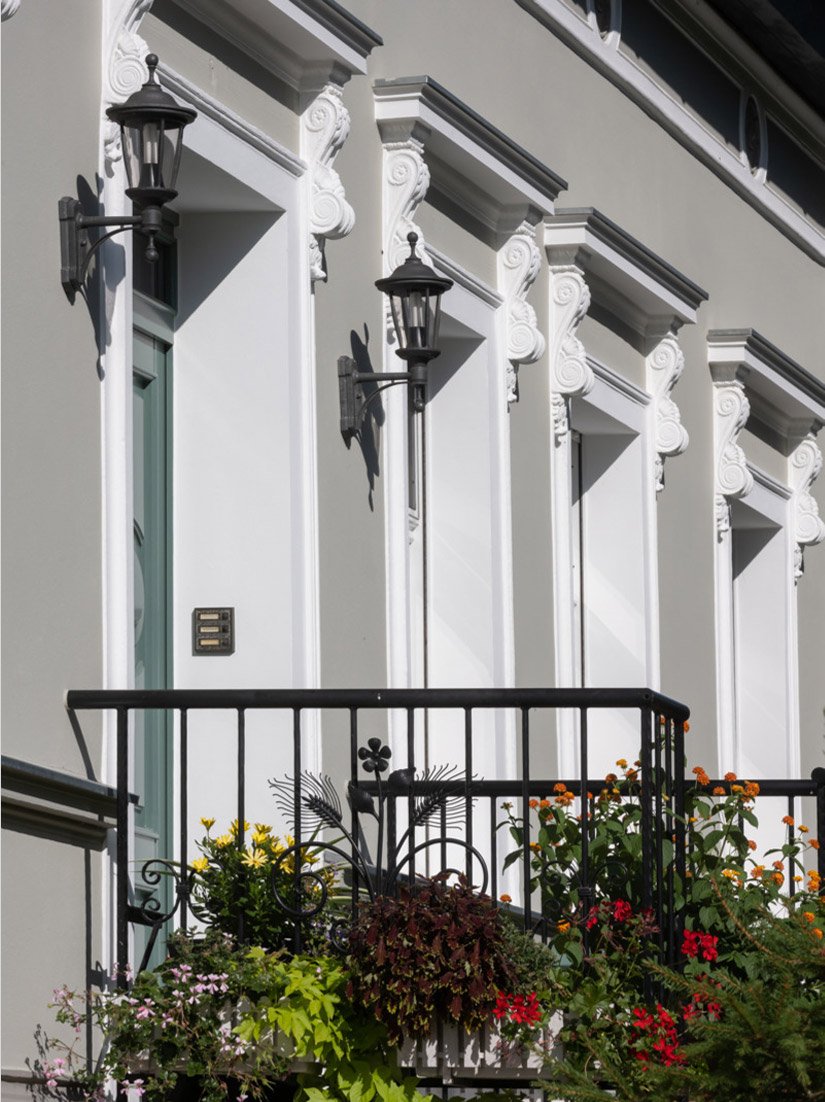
[{"x1": 133, "y1": 302, "x2": 173, "y2": 962}]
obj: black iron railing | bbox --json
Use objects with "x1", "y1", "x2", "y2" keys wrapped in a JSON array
[{"x1": 65, "y1": 687, "x2": 825, "y2": 993}]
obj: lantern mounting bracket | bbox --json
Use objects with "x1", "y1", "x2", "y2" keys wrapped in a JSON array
[
  {"x1": 338, "y1": 356, "x2": 428, "y2": 435},
  {"x1": 58, "y1": 197, "x2": 156, "y2": 297}
]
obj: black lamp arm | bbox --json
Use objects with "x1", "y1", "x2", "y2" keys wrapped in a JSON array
[
  {"x1": 59, "y1": 196, "x2": 163, "y2": 297},
  {"x1": 75, "y1": 221, "x2": 141, "y2": 284},
  {"x1": 338, "y1": 355, "x2": 428, "y2": 435}
]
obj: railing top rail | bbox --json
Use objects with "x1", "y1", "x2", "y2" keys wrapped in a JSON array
[{"x1": 64, "y1": 686, "x2": 690, "y2": 718}]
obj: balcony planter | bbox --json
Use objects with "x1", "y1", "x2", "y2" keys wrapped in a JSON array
[{"x1": 397, "y1": 1013, "x2": 563, "y2": 1081}]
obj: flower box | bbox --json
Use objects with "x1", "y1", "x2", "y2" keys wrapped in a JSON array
[{"x1": 397, "y1": 1014, "x2": 563, "y2": 1082}]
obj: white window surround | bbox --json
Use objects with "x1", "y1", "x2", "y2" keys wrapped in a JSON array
[
  {"x1": 373, "y1": 79, "x2": 566, "y2": 785},
  {"x1": 545, "y1": 208, "x2": 706, "y2": 775},
  {"x1": 516, "y1": 0, "x2": 825, "y2": 264},
  {"x1": 98, "y1": 10, "x2": 323, "y2": 973},
  {"x1": 709, "y1": 330, "x2": 825, "y2": 777}
]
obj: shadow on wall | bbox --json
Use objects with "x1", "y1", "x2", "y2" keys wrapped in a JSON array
[{"x1": 346, "y1": 325, "x2": 383, "y2": 511}]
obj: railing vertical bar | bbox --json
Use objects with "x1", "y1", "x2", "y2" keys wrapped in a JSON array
[
  {"x1": 179, "y1": 708, "x2": 189, "y2": 932},
  {"x1": 579, "y1": 707, "x2": 590, "y2": 954},
  {"x1": 350, "y1": 708, "x2": 360, "y2": 913},
  {"x1": 407, "y1": 706, "x2": 415, "y2": 887},
  {"x1": 293, "y1": 708, "x2": 303, "y2": 952},
  {"x1": 490, "y1": 796, "x2": 498, "y2": 905},
  {"x1": 673, "y1": 716, "x2": 687, "y2": 966},
  {"x1": 116, "y1": 706, "x2": 129, "y2": 988},
  {"x1": 521, "y1": 707, "x2": 532, "y2": 931},
  {"x1": 236, "y1": 707, "x2": 246, "y2": 945},
  {"x1": 788, "y1": 795, "x2": 796, "y2": 899},
  {"x1": 640, "y1": 705, "x2": 653, "y2": 1002},
  {"x1": 653, "y1": 711, "x2": 665, "y2": 963},
  {"x1": 464, "y1": 708, "x2": 473, "y2": 882},
  {"x1": 815, "y1": 769, "x2": 825, "y2": 880}
]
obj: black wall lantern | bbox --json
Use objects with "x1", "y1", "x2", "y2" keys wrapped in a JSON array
[
  {"x1": 59, "y1": 54, "x2": 196, "y2": 298},
  {"x1": 339, "y1": 233, "x2": 453, "y2": 433}
]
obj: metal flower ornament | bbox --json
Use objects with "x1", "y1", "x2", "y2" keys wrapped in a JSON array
[{"x1": 268, "y1": 737, "x2": 488, "y2": 928}]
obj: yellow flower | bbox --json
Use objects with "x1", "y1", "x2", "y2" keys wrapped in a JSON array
[
  {"x1": 191, "y1": 856, "x2": 209, "y2": 873},
  {"x1": 214, "y1": 834, "x2": 233, "y2": 848},
  {"x1": 799, "y1": 825, "x2": 809, "y2": 834},
  {"x1": 230, "y1": 819, "x2": 250, "y2": 836},
  {"x1": 721, "y1": 869, "x2": 738, "y2": 880},
  {"x1": 252, "y1": 831, "x2": 270, "y2": 847},
  {"x1": 254, "y1": 823, "x2": 272, "y2": 835},
  {"x1": 200, "y1": 817, "x2": 215, "y2": 831},
  {"x1": 241, "y1": 850, "x2": 267, "y2": 868},
  {"x1": 616, "y1": 759, "x2": 628, "y2": 769},
  {"x1": 557, "y1": 920, "x2": 571, "y2": 934}
]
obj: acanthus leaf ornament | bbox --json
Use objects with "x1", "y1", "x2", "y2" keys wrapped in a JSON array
[
  {"x1": 381, "y1": 139, "x2": 432, "y2": 340},
  {"x1": 647, "y1": 333, "x2": 689, "y2": 493},
  {"x1": 103, "y1": 0, "x2": 154, "y2": 172},
  {"x1": 499, "y1": 223, "x2": 545, "y2": 406},
  {"x1": 712, "y1": 378, "x2": 753, "y2": 537},
  {"x1": 548, "y1": 265, "x2": 592, "y2": 440},
  {"x1": 302, "y1": 83, "x2": 355, "y2": 284},
  {"x1": 1, "y1": 0, "x2": 22, "y2": 21},
  {"x1": 790, "y1": 433, "x2": 825, "y2": 580}
]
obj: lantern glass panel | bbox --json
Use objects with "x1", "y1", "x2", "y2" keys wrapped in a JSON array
[
  {"x1": 164, "y1": 127, "x2": 185, "y2": 193},
  {"x1": 407, "y1": 289, "x2": 428, "y2": 350},
  {"x1": 140, "y1": 121, "x2": 163, "y2": 189},
  {"x1": 121, "y1": 123, "x2": 144, "y2": 191},
  {"x1": 390, "y1": 292, "x2": 407, "y2": 350},
  {"x1": 430, "y1": 295, "x2": 443, "y2": 349}
]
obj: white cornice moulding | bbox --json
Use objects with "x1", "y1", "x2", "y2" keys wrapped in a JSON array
[
  {"x1": 374, "y1": 77, "x2": 567, "y2": 235},
  {"x1": 790, "y1": 435, "x2": 825, "y2": 579},
  {"x1": 706, "y1": 329, "x2": 825, "y2": 437},
  {"x1": 498, "y1": 223, "x2": 545, "y2": 405},
  {"x1": 172, "y1": 0, "x2": 382, "y2": 92},
  {"x1": 709, "y1": 331, "x2": 825, "y2": 577},
  {"x1": 546, "y1": 209, "x2": 703, "y2": 491},
  {"x1": 547, "y1": 264, "x2": 592, "y2": 439},
  {"x1": 545, "y1": 208, "x2": 708, "y2": 341},
  {"x1": 712, "y1": 377, "x2": 753, "y2": 536},
  {"x1": 1, "y1": 0, "x2": 22, "y2": 20},
  {"x1": 647, "y1": 334, "x2": 688, "y2": 493},
  {"x1": 302, "y1": 83, "x2": 355, "y2": 282},
  {"x1": 516, "y1": 0, "x2": 825, "y2": 265}
]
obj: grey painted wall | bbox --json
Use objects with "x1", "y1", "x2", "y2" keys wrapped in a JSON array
[{"x1": 2, "y1": 0, "x2": 824, "y2": 1084}]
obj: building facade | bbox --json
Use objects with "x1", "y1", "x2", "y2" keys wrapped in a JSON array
[{"x1": 2, "y1": 0, "x2": 824, "y2": 1091}]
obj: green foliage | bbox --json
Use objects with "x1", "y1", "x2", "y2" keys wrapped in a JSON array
[
  {"x1": 236, "y1": 952, "x2": 427, "y2": 1102},
  {"x1": 346, "y1": 875, "x2": 516, "y2": 1043}
]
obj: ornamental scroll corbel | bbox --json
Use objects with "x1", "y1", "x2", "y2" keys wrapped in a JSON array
[
  {"x1": 1, "y1": 0, "x2": 22, "y2": 21},
  {"x1": 499, "y1": 224, "x2": 545, "y2": 407},
  {"x1": 790, "y1": 433, "x2": 825, "y2": 580},
  {"x1": 302, "y1": 84, "x2": 355, "y2": 283},
  {"x1": 548, "y1": 265, "x2": 592, "y2": 440},
  {"x1": 103, "y1": 0, "x2": 154, "y2": 172},
  {"x1": 381, "y1": 138, "x2": 432, "y2": 341},
  {"x1": 713, "y1": 378, "x2": 753, "y2": 536},
  {"x1": 647, "y1": 333, "x2": 689, "y2": 493}
]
